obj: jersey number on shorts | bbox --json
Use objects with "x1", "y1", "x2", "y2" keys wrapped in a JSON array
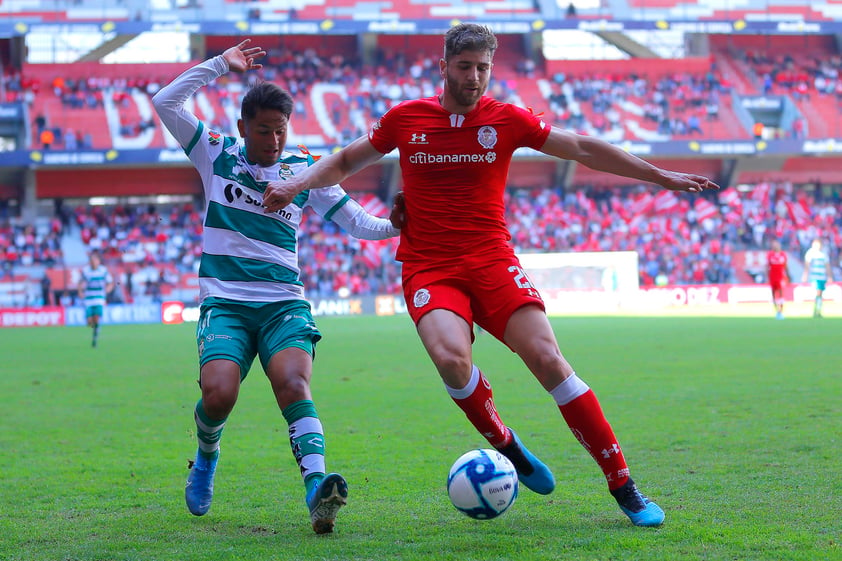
[{"x1": 508, "y1": 266, "x2": 535, "y2": 289}]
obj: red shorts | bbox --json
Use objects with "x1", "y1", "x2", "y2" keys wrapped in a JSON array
[
  {"x1": 769, "y1": 279, "x2": 784, "y2": 292},
  {"x1": 401, "y1": 251, "x2": 545, "y2": 342}
]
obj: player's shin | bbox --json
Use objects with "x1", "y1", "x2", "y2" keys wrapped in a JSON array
[
  {"x1": 283, "y1": 399, "x2": 326, "y2": 494},
  {"x1": 195, "y1": 399, "x2": 226, "y2": 458},
  {"x1": 551, "y1": 373, "x2": 630, "y2": 490},
  {"x1": 445, "y1": 365, "x2": 510, "y2": 448}
]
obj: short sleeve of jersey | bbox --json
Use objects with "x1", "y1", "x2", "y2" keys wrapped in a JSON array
[
  {"x1": 368, "y1": 102, "x2": 405, "y2": 155},
  {"x1": 507, "y1": 103, "x2": 552, "y2": 150}
]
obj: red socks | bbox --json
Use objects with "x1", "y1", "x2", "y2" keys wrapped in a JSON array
[
  {"x1": 552, "y1": 374, "x2": 630, "y2": 490},
  {"x1": 448, "y1": 368, "x2": 631, "y2": 491},
  {"x1": 445, "y1": 365, "x2": 511, "y2": 448}
]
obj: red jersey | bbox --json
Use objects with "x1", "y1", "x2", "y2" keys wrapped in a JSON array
[
  {"x1": 767, "y1": 250, "x2": 788, "y2": 283},
  {"x1": 368, "y1": 95, "x2": 551, "y2": 264}
]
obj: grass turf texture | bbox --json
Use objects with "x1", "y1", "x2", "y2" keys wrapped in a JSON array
[{"x1": 1, "y1": 315, "x2": 839, "y2": 561}]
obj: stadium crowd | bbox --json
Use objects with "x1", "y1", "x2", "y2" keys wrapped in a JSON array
[
  {"x1": 2, "y1": 46, "x2": 841, "y2": 303},
  {"x1": 2, "y1": 182, "x2": 839, "y2": 305},
  {"x1": 6, "y1": 46, "x2": 820, "y2": 150}
]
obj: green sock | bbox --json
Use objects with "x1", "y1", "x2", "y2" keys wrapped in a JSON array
[
  {"x1": 194, "y1": 399, "x2": 226, "y2": 459},
  {"x1": 282, "y1": 400, "x2": 326, "y2": 495}
]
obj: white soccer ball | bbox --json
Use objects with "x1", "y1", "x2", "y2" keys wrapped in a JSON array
[{"x1": 447, "y1": 449, "x2": 518, "y2": 520}]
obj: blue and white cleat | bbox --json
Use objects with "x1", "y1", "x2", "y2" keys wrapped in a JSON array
[
  {"x1": 306, "y1": 473, "x2": 348, "y2": 534},
  {"x1": 496, "y1": 429, "x2": 555, "y2": 495},
  {"x1": 185, "y1": 450, "x2": 218, "y2": 516},
  {"x1": 611, "y1": 478, "x2": 665, "y2": 527}
]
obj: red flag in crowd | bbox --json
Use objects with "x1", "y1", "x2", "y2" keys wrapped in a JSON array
[
  {"x1": 694, "y1": 198, "x2": 719, "y2": 222},
  {"x1": 628, "y1": 213, "x2": 646, "y2": 232},
  {"x1": 718, "y1": 186, "x2": 741, "y2": 208},
  {"x1": 359, "y1": 239, "x2": 383, "y2": 268},
  {"x1": 357, "y1": 193, "x2": 389, "y2": 217},
  {"x1": 785, "y1": 200, "x2": 811, "y2": 228},
  {"x1": 629, "y1": 192, "x2": 654, "y2": 216},
  {"x1": 749, "y1": 182, "x2": 771, "y2": 207},
  {"x1": 652, "y1": 190, "x2": 679, "y2": 214},
  {"x1": 724, "y1": 209, "x2": 742, "y2": 224},
  {"x1": 576, "y1": 190, "x2": 595, "y2": 214}
]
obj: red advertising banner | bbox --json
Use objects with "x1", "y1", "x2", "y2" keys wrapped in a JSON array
[
  {"x1": 161, "y1": 301, "x2": 186, "y2": 325},
  {"x1": 0, "y1": 307, "x2": 65, "y2": 328}
]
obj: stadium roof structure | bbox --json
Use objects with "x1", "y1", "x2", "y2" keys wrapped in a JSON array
[{"x1": 0, "y1": 0, "x2": 840, "y2": 27}]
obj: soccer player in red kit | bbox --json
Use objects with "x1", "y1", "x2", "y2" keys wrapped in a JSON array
[
  {"x1": 767, "y1": 239, "x2": 790, "y2": 319},
  {"x1": 263, "y1": 23, "x2": 719, "y2": 527}
]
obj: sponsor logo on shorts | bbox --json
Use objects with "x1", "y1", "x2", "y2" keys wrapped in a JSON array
[{"x1": 413, "y1": 288, "x2": 431, "y2": 308}]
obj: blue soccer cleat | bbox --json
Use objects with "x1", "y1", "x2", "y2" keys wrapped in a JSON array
[
  {"x1": 185, "y1": 450, "x2": 218, "y2": 516},
  {"x1": 610, "y1": 478, "x2": 665, "y2": 527},
  {"x1": 306, "y1": 473, "x2": 348, "y2": 534},
  {"x1": 496, "y1": 429, "x2": 555, "y2": 495}
]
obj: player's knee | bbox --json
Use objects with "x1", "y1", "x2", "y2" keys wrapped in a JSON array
[
  {"x1": 201, "y1": 381, "x2": 238, "y2": 416},
  {"x1": 432, "y1": 352, "x2": 472, "y2": 382},
  {"x1": 522, "y1": 344, "x2": 567, "y2": 378},
  {"x1": 271, "y1": 373, "x2": 311, "y2": 405}
]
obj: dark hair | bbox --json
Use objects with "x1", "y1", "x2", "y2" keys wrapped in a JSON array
[
  {"x1": 443, "y1": 23, "x2": 497, "y2": 60},
  {"x1": 241, "y1": 82, "x2": 294, "y2": 122}
]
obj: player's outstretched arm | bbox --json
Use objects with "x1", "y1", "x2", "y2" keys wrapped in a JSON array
[
  {"x1": 263, "y1": 136, "x2": 385, "y2": 213},
  {"x1": 540, "y1": 127, "x2": 720, "y2": 193},
  {"x1": 329, "y1": 197, "x2": 400, "y2": 241}
]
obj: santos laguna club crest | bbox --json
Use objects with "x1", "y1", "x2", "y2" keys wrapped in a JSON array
[{"x1": 477, "y1": 126, "x2": 497, "y2": 149}]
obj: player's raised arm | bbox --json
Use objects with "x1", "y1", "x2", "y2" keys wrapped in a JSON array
[
  {"x1": 539, "y1": 126, "x2": 720, "y2": 193},
  {"x1": 152, "y1": 39, "x2": 265, "y2": 147},
  {"x1": 262, "y1": 135, "x2": 385, "y2": 212}
]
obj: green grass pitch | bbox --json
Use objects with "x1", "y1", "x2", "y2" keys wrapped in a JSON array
[{"x1": 1, "y1": 315, "x2": 839, "y2": 561}]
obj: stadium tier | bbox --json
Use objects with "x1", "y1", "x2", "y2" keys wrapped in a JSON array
[
  {"x1": 2, "y1": 181, "x2": 840, "y2": 308},
  {"x1": 9, "y1": 35, "x2": 842, "y2": 157}
]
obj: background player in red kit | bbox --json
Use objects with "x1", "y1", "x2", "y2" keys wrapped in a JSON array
[
  {"x1": 767, "y1": 239, "x2": 790, "y2": 319},
  {"x1": 263, "y1": 23, "x2": 719, "y2": 527}
]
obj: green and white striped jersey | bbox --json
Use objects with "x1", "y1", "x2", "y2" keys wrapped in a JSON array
[
  {"x1": 192, "y1": 134, "x2": 363, "y2": 302},
  {"x1": 81, "y1": 265, "x2": 112, "y2": 307},
  {"x1": 805, "y1": 247, "x2": 829, "y2": 282},
  {"x1": 153, "y1": 55, "x2": 398, "y2": 304}
]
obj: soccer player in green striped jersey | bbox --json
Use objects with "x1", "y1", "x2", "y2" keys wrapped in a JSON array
[
  {"x1": 78, "y1": 250, "x2": 113, "y2": 348},
  {"x1": 153, "y1": 39, "x2": 402, "y2": 533},
  {"x1": 802, "y1": 238, "x2": 833, "y2": 318}
]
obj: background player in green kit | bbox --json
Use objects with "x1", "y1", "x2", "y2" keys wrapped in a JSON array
[
  {"x1": 802, "y1": 238, "x2": 833, "y2": 318},
  {"x1": 78, "y1": 250, "x2": 113, "y2": 348},
  {"x1": 153, "y1": 39, "x2": 402, "y2": 534}
]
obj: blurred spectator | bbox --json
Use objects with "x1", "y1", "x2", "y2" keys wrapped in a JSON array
[{"x1": 40, "y1": 128, "x2": 55, "y2": 149}]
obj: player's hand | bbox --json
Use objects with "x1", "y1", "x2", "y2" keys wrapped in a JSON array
[
  {"x1": 389, "y1": 191, "x2": 406, "y2": 229},
  {"x1": 658, "y1": 171, "x2": 720, "y2": 193},
  {"x1": 262, "y1": 179, "x2": 301, "y2": 213},
  {"x1": 223, "y1": 39, "x2": 265, "y2": 74}
]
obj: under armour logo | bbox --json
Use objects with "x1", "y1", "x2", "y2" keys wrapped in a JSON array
[{"x1": 601, "y1": 443, "x2": 621, "y2": 459}]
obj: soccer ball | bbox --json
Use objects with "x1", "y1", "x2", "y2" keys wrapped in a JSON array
[{"x1": 447, "y1": 449, "x2": 518, "y2": 520}]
